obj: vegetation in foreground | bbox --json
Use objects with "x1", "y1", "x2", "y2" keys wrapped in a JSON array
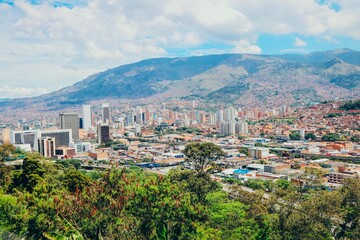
[{"x1": 0, "y1": 144, "x2": 359, "y2": 239}]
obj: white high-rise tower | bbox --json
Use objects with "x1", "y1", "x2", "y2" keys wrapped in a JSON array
[{"x1": 83, "y1": 105, "x2": 92, "y2": 130}]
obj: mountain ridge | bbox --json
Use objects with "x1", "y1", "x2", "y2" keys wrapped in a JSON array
[{"x1": 1, "y1": 48, "x2": 360, "y2": 111}]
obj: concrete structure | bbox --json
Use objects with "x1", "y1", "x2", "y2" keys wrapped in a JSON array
[
  {"x1": 55, "y1": 146, "x2": 76, "y2": 158},
  {"x1": 10, "y1": 130, "x2": 41, "y2": 151},
  {"x1": 246, "y1": 163, "x2": 265, "y2": 172},
  {"x1": 60, "y1": 113, "x2": 79, "y2": 140},
  {"x1": 41, "y1": 129, "x2": 72, "y2": 148},
  {"x1": 13, "y1": 144, "x2": 32, "y2": 152},
  {"x1": 248, "y1": 147, "x2": 270, "y2": 159},
  {"x1": 88, "y1": 150, "x2": 108, "y2": 160},
  {"x1": 38, "y1": 137, "x2": 56, "y2": 158},
  {"x1": 328, "y1": 172, "x2": 358, "y2": 183}
]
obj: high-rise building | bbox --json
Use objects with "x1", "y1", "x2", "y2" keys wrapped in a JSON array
[
  {"x1": 225, "y1": 107, "x2": 236, "y2": 122},
  {"x1": 102, "y1": 103, "x2": 110, "y2": 123},
  {"x1": 209, "y1": 113, "x2": 217, "y2": 126},
  {"x1": 97, "y1": 123, "x2": 110, "y2": 145},
  {"x1": 235, "y1": 120, "x2": 249, "y2": 134},
  {"x1": 219, "y1": 122, "x2": 228, "y2": 136},
  {"x1": 60, "y1": 113, "x2": 80, "y2": 140},
  {"x1": 83, "y1": 105, "x2": 92, "y2": 130},
  {"x1": 135, "y1": 123, "x2": 142, "y2": 136},
  {"x1": 38, "y1": 137, "x2": 55, "y2": 158},
  {"x1": 228, "y1": 120, "x2": 236, "y2": 135},
  {"x1": 216, "y1": 110, "x2": 224, "y2": 123},
  {"x1": 126, "y1": 111, "x2": 135, "y2": 126}
]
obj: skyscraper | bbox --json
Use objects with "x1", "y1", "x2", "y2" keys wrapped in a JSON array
[
  {"x1": 97, "y1": 123, "x2": 110, "y2": 145},
  {"x1": 60, "y1": 113, "x2": 79, "y2": 140},
  {"x1": 83, "y1": 105, "x2": 92, "y2": 130},
  {"x1": 102, "y1": 103, "x2": 110, "y2": 123}
]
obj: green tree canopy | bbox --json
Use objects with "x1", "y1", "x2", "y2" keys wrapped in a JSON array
[
  {"x1": 322, "y1": 133, "x2": 341, "y2": 142},
  {"x1": 289, "y1": 131, "x2": 301, "y2": 140},
  {"x1": 182, "y1": 142, "x2": 225, "y2": 173},
  {"x1": 305, "y1": 132, "x2": 316, "y2": 140}
]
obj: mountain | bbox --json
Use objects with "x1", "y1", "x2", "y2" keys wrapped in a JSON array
[{"x1": 1, "y1": 48, "x2": 360, "y2": 111}]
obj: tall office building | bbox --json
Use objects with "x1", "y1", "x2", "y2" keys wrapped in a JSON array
[
  {"x1": 97, "y1": 123, "x2": 110, "y2": 144},
  {"x1": 38, "y1": 137, "x2": 55, "y2": 158},
  {"x1": 126, "y1": 111, "x2": 135, "y2": 126},
  {"x1": 82, "y1": 105, "x2": 92, "y2": 130},
  {"x1": 102, "y1": 103, "x2": 110, "y2": 123},
  {"x1": 60, "y1": 113, "x2": 80, "y2": 140}
]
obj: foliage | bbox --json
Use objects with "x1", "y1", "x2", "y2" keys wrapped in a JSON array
[
  {"x1": 289, "y1": 131, "x2": 301, "y2": 140},
  {"x1": 182, "y1": 142, "x2": 225, "y2": 173},
  {"x1": 339, "y1": 99, "x2": 360, "y2": 110},
  {"x1": 322, "y1": 133, "x2": 341, "y2": 142},
  {"x1": 63, "y1": 170, "x2": 90, "y2": 192},
  {"x1": 168, "y1": 169, "x2": 221, "y2": 203},
  {"x1": 325, "y1": 113, "x2": 342, "y2": 118},
  {"x1": 350, "y1": 135, "x2": 360, "y2": 143},
  {"x1": 0, "y1": 143, "x2": 359, "y2": 240},
  {"x1": 0, "y1": 143, "x2": 16, "y2": 161},
  {"x1": 57, "y1": 159, "x2": 82, "y2": 170},
  {"x1": 238, "y1": 147, "x2": 248, "y2": 156},
  {"x1": 305, "y1": 132, "x2": 316, "y2": 140}
]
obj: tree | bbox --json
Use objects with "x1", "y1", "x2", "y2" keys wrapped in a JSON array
[
  {"x1": 0, "y1": 143, "x2": 16, "y2": 161},
  {"x1": 21, "y1": 158, "x2": 46, "y2": 192},
  {"x1": 63, "y1": 170, "x2": 90, "y2": 192},
  {"x1": 337, "y1": 178, "x2": 360, "y2": 239},
  {"x1": 305, "y1": 132, "x2": 316, "y2": 141},
  {"x1": 182, "y1": 142, "x2": 225, "y2": 173},
  {"x1": 289, "y1": 131, "x2": 301, "y2": 140},
  {"x1": 269, "y1": 187, "x2": 341, "y2": 240},
  {"x1": 168, "y1": 169, "x2": 221, "y2": 203},
  {"x1": 322, "y1": 133, "x2": 341, "y2": 142},
  {"x1": 238, "y1": 147, "x2": 248, "y2": 156},
  {"x1": 350, "y1": 135, "x2": 360, "y2": 143}
]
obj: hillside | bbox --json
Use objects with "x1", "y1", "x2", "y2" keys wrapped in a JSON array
[{"x1": 1, "y1": 49, "x2": 360, "y2": 111}]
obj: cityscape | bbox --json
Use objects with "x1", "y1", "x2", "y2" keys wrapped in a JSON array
[
  {"x1": 2, "y1": 99, "x2": 360, "y2": 188},
  {"x1": 0, "y1": 0, "x2": 359, "y2": 239}
]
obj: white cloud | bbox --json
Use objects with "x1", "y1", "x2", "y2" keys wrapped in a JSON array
[
  {"x1": 294, "y1": 37, "x2": 307, "y2": 47},
  {"x1": 0, "y1": 0, "x2": 359, "y2": 98},
  {"x1": 233, "y1": 40, "x2": 262, "y2": 54},
  {"x1": 0, "y1": 85, "x2": 49, "y2": 98}
]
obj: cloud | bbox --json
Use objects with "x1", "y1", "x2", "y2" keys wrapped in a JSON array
[
  {"x1": 0, "y1": 85, "x2": 49, "y2": 98},
  {"x1": 294, "y1": 37, "x2": 307, "y2": 47},
  {"x1": 233, "y1": 40, "x2": 262, "y2": 54},
  {"x1": 0, "y1": 0, "x2": 359, "y2": 97}
]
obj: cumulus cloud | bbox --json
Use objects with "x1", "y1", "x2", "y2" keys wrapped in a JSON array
[
  {"x1": 0, "y1": 85, "x2": 49, "y2": 98},
  {"x1": 294, "y1": 37, "x2": 307, "y2": 47},
  {"x1": 0, "y1": 0, "x2": 359, "y2": 97}
]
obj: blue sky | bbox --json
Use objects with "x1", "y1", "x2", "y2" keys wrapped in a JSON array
[{"x1": 0, "y1": 0, "x2": 359, "y2": 98}]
